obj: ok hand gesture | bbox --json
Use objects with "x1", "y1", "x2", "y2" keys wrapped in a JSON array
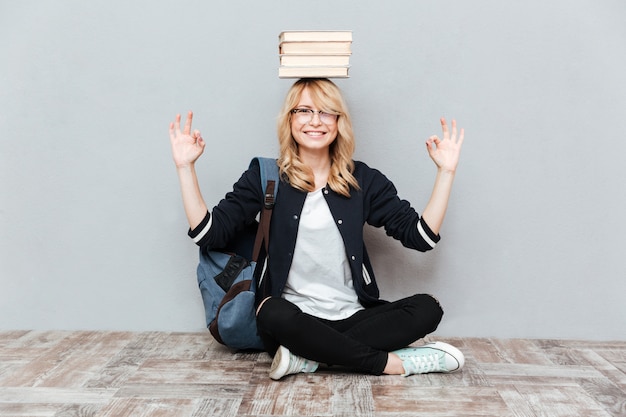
[
  {"x1": 426, "y1": 118, "x2": 464, "y2": 173},
  {"x1": 169, "y1": 111, "x2": 205, "y2": 169}
]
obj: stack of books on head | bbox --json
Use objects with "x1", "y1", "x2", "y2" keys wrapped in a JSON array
[{"x1": 278, "y1": 31, "x2": 352, "y2": 78}]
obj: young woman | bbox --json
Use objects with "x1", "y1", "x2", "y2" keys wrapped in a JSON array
[{"x1": 170, "y1": 78, "x2": 465, "y2": 380}]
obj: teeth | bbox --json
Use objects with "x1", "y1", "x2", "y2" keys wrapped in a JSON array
[{"x1": 306, "y1": 132, "x2": 325, "y2": 136}]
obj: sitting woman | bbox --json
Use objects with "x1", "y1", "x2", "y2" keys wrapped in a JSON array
[{"x1": 169, "y1": 78, "x2": 465, "y2": 380}]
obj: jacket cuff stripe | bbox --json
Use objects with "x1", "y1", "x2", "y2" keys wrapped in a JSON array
[
  {"x1": 188, "y1": 211, "x2": 212, "y2": 245},
  {"x1": 417, "y1": 218, "x2": 438, "y2": 248}
]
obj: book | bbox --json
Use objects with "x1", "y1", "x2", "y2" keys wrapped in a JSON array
[
  {"x1": 279, "y1": 54, "x2": 351, "y2": 67},
  {"x1": 278, "y1": 30, "x2": 352, "y2": 43},
  {"x1": 278, "y1": 66, "x2": 350, "y2": 78},
  {"x1": 279, "y1": 41, "x2": 352, "y2": 55}
]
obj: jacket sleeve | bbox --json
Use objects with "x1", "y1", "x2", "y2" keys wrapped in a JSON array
[
  {"x1": 360, "y1": 162, "x2": 440, "y2": 252},
  {"x1": 187, "y1": 163, "x2": 263, "y2": 250}
]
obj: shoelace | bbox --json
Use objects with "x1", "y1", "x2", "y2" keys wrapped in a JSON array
[{"x1": 403, "y1": 351, "x2": 443, "y2": 374}]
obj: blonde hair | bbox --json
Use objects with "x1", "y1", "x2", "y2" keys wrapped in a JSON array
[{"x1": 276, "y1": 78, "x2": 359, "y2": 197}]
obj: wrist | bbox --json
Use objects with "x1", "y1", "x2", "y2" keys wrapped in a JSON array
[
  {"x1": 176, "y1": 162, "x2": 196, "y2": 171},
  {"x1": 437, "y1": 167, "x2": 456, "y2": 176}
]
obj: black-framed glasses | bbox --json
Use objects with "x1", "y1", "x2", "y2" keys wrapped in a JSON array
[{"x1": 291, "y1": 108, "x2": 339, "y2": 124}]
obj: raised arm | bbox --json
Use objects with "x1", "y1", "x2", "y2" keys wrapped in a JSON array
[
  {"x1": 169, "y1": 111, "x2": 208, "y2": 229},
  {"x1": 420, "y1": 118, "x2": 465, "y2": 235}
]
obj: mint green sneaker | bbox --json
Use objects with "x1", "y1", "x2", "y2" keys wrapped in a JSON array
[
  {"x1": 269, "y1": 345, "x2": 319, "y2": 380},
  {"x1": 393, "y1": 341, "x2": 465, "y2": 376}
]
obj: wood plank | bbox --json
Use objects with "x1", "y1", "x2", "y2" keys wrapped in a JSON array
[
  {"x1": 0, "y1": 332, "x2": 132, "y2": 388},
  {"x1": 496, "y1": 384, "x2": 539, "y2": 417},
  {"x1": 83, "y1": 332, "x2": 172, "y2": 389},
  {"x1": 490, "y1": 339, "x2": 555, "y2": 365},
  {"x1": 0, "y1": 331, "x2": 66, "y2": 349},
  {"x1": 462, "y1": 338, "x2": 509, "y2": 363},
  {"x1": 37, "y1": 332, "x2": 133, "y2": 388},
  {"x1": 370, "y1": 386, "x2": 513, "y2": 416},
  {"x1": 577, "y1": 377, "x2": 626, "y2": 417},
  {"x1": 0, "y1": 331, "x2": 31, "y2": 346},
  {"x1": 126, "y1": 359, "x2": 254, "y2": 385},
  {"x1": 240, "y1": 373, "x2": 333, "y2": 416},
  {"x1": 113, "y1": 383, "x2": 248, "y2": 399},
  {"x1": 94, "y1": 398, "x2": 197, "y2": 417},
  {"x1": 189, "y1": 398, "x2": 241, "y2": 417},
  {"x1": 578, "y1": 348, "x2": 626, "y2": 389},
  {"x1": 510, "y1": 384, "x2": 613, "y2": 417},
  {"x1": 480, "y1": 362, "x2": 606, "y2": 382},
  {"x1": 0, "y1": 387, "x2": 115, "y2": 403},
  {"x1": 0, "y1": 403, "x2": 58, "y2": 417},
  {"x1": 132, "y1": 332, "x2": 212, "y2": 360},
  {"x1": 331, "y1": 373, "x2": 375, "y2": 417}
]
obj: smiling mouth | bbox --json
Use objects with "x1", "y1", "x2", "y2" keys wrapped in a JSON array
[{"x1": 305, "y1": 131, "x2": 326, "y2": 136}]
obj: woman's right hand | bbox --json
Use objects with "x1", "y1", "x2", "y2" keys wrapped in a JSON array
[
  {"x1": 169, "y1": 111, "x2": 205, "y2": 169},
  {"x1": 169, "y1": 111, "x2": 209, "y2": 229}
]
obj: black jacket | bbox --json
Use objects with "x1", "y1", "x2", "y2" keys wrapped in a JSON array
[{"x1": 189, "y1": 160, "x2": 440, "y2": 308}]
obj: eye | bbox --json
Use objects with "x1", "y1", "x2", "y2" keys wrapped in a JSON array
[{"x1": 293, "y1": 108, "x2": 314, "y2": 114}]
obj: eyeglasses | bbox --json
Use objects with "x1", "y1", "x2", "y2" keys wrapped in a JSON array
[{"x1": 291, "y1": 108, "x2": 339, "y2": 124}]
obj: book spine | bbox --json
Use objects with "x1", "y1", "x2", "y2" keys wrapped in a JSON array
[
  {"x1": 279, "y1": 41, "x2": 352, "y2": 55},
  {"x1": 278, "y1": 31, "x2": 352, "y2": 43},
  {"x1": 278, "y1": 66, "x2": 350, "y2": 78},
  {"x1": 279, "y1": 54, "x2": 351, "y2": 66}
]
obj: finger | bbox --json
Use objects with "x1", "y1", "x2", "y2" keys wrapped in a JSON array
[
  {"x1": 192, "y1": 129, "x2": 201, "y2": 140},
  {"x1": 169, "y1": 122, "x2": 176, "y2": 141},
  {"x1": 183, "y1": 111, "x2": 193, "y2": 135},
  {"x1": 451, "y1": 119, "x2": 458, "y2": 141},
  {"x1": 174, "y1": 114, "x2": 182, "y2": 134},
  {"x1": 425, "y1": 137, "x2": 437, "y2": 156},
  {"x1": 426, "y1": 135, "x2": 439, "y2": 149},
  {"x1": 440, "y1": 117, "x2": 449, "y2": 140},
  {"x1": 457, "y1": 128, "x2": 465, "y2": 147}
]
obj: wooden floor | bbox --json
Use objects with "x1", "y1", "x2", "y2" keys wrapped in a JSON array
[{"x1": 0, "y1": 331, "x2": 624, "y2": 417}]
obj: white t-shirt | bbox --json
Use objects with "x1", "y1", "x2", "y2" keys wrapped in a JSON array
[{"x1": 282, "y1": 188, "x2": 364, "y2": 320}]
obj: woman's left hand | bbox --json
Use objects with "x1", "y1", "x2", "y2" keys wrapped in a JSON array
[{"x1": 426, "y1": 118, "x2": 464, "y2": 173}]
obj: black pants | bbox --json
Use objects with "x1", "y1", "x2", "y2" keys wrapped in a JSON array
[{"x1": 256, "y1": 294, "x2": 443, "y2": 375}]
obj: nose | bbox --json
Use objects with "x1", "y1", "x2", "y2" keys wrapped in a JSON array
[{"x1": 308, "y1": 112, "x2": 322, "y2": 126}]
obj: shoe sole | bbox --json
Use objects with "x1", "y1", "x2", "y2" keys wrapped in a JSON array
[{"x1": 269, "y1": 346, "x2": 288, "y2": 380}]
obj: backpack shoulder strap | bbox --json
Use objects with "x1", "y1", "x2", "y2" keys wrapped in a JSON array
[
  {"x1": 250, "y1": 157, "x2": 279, "y2": 199},
  {"x1": 250, "y1": 157, "x2": 279, "y2": 263}
]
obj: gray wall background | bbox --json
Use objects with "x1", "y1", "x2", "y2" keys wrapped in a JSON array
[{"x1": 2, "y1": 0, "x2": 625, "y2": 340}]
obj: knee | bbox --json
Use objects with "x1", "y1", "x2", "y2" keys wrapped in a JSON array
[
  {"x1": 424, "y1": 293, "x2": 444, "y2": 314},
  {"x1": 410, "y1": 294, "x2": 444, "y2": 329},
  {"x1": 256, "y1": 297, "x2": 301, "y2": 331}
]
